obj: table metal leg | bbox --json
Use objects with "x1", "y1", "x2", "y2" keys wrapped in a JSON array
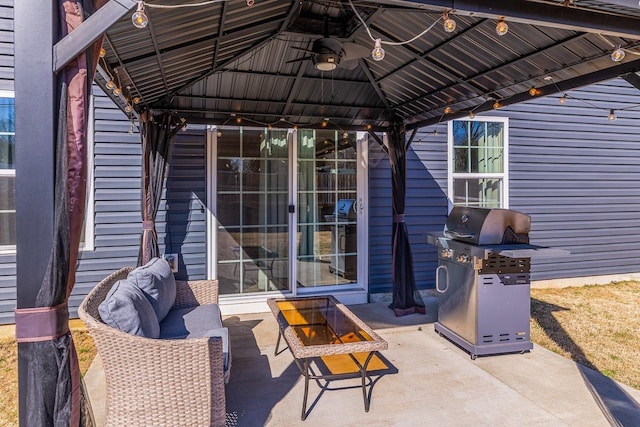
[
  {"x1": 361, "y1": 352, "x2": 376, "y2": 412},
  {"x1": 301, "y1": 359, "x2": 310, "y2": 421}
]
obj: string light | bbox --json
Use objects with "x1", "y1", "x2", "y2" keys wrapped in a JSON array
[
  {"x1": 113, "y1": 87, "x2": 122, "y2": 96},
  {"x1": 493, "y1": 100, "x2": 502, "y2": 109},
  {"x1": 444, "y1": 106, "x2": 452, "y2": 114},
  {"x1": 371, "y1": 39, "x2": 385, "y2": 61},
  {"x1": 132, "y1": 1, "x2": 148, "y2": 29},
  {"x1": 559, "y1": 94, "x2": 567, "y2": 104},
  {"x1": 608, "y1": 109, "x2": 616, "y2": 121},
  {"x1": 443, "y1": 13, "x2": 456, "y2": 33},
  {"x1": 528, "y1": 87, "x2": 539, "y2": 96},
  {"x1": 611, "y1": 45, "x2": 625, "y2": 62},
  {"x1": 350, "y1": 0, "x2": 440, "y2": 64},
  {"x1": 99, "y1": 47, "x2": 106, "y2": 58},
  {"x1": 106, "y1": 80, "x2": 115, "y2": 89},
  {"x1": 246, "y1": 0, "x2": 255, "y2": 5},
  {"x1": 133, "y1": 97, "x2": 141, "y2": 104},
  {"x1": 125, "y1": 104, "x2": 133, "y2": 113},
  {"x1": 216, "y1": 130, "x2": 222, "y2": 137},
  {"x1": 468, "y1": 110, "x2": 476, "y2": 119},
  {"x1": 496, "y1": 19, "x2": 509, "y2": 36}
]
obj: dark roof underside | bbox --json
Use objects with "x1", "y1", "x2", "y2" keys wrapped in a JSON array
[{"x1": 97, "y1": 0, "x2": 640, "y2": 130}]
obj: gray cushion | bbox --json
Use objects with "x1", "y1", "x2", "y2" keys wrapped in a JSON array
[
  {"x1": 98, "y1": 279, "x2": 160, "y2": 338},
  {"x1": 159, "y1": 304, "x2": 230, "y2": 371},
  {"x1": 127, "y1": 257, "x2": 176, "y2": 322}
]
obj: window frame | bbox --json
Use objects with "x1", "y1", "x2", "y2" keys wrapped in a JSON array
[
  {"x1": 0, "y1": 91, "x2": 95, "y2": 254},
  {"x1": 447, "y1": 116, "x2": 509, "y2": 209}
]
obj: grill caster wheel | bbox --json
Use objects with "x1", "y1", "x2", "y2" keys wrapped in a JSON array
[{"x1": 470, "y1": 354, "x2": 477, "y2": 360}]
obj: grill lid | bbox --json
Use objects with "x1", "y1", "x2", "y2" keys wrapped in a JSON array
[
  {"x1": 444, "y1": 206, "x2": 531, "y2": 245},
  {"x1": 335, "y1": 199, "x2": 357, "y2": 219}
]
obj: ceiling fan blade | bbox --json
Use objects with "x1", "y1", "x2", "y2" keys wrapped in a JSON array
[
  {"x1": 341, "y1": 42, "x2": 370, "y2": 61},
  {"x1": 340, "y1": 59, "x2": 361, "y2": 70},
  {"x1": 285, "y1": 56, "x2": 312, "y2": 64},
  {"x1": 291, "y1": 45, "x2": 316, "y2": 54}
]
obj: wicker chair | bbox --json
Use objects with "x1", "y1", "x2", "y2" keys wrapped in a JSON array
[{"x1": 78, "y1": 267, "x2": 227, "y2": 427}]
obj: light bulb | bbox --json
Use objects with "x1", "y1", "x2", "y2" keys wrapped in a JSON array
[
  {"x1": 469, "y1": 111, "x2": 475, "y2": 119},
  {"x1": 113, "y1": 87, "x2": 122, "y2": 96},
  {"x1": 106, "y1": 80, "x2": 115, "y2": 89},
  {"x1": 611, "y1": 46, "x2": 625, "y2": 62},
  {"x1": 246, "y1": 0, "x2": 255, "y2": 5},
  {"x1": 443, "y1": 13, "x2": 456, "y2": 33},
  {"x1": 133, "y1": 97, "x2": 141, "y2": 104},
  {"x1": 99, "y1": 47, "x2": 106, "y2": 58},
  {"x1": 493, "y1": 101, "x2": 501, "y2": 109},
  {"x1": 216, "y1": 130, "x2": 222, "y2": 138},
  {"x1": 444, "y1": 106, "x2": 452, "y2": 114},
  {"x1": 608, "y1": 109, "x2": 616, "y2": 121},
  {"x1": 371, "y1": 39, "x2": 385, "y2": 61},
  {"x1": 132, "y1": 1, "x2": 148, "y2": 29},
  {"x1": 236, "y1": 116, "x2": 242, "y2": 124},
  {"x1": 559, "y1": 94, "x2": 567, "y2": 105},
  {"x1": 529, "y1": 87, "x2": 538, "y2": 96},
  {"x1": 496, "y1": 19, "x2": 509, "y2": 36},
  {"x1": 433, "y1": 130, "x2": 439, "y2": 137},
  {"x1": 125, "y1": 104, "x2": 133, "y2": 113},
  {"x1": 343, "y1": 132, "x2": 349, "y2": 139}
]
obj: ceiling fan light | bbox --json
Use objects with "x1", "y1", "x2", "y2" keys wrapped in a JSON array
[
  {"x1": 496, "y1": 19, "x2": 509, "y2": 36},
  {"x1": 371, "y1": 39, "x2": 385, "y2": 62},
  {"x1": 315, "y1": 60, "x2": 337, "y2": 71}
]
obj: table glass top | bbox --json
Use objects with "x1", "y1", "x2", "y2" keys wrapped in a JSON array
[{"x1": 275, "y1": 297, "x2": 374, "y2": 346}]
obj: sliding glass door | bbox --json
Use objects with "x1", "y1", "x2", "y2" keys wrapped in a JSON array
[{"x1": 212, "y1": 127, "x2": 367, "y2": 298}]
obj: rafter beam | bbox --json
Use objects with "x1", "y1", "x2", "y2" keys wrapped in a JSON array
[
  {"x1": 406, "y1": 57, "x2": 640, "y2": 129},
  {"x1": 622, "y1": 72, "x2": 640, "y2": 91},
  {"x1": 280, "y1": 62, "x2": 309, "y2": 118},
  {"x1": 173, "y1": 94, "x2": 386, "y2": 112},
  {"x1": 53, "y1": 0, "x2": 137, "y2": 73},
  {"x1": 212, "y1": 1, "x2": 229, "y2": 70}
]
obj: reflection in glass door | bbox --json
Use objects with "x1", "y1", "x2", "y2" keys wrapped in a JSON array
[
  {"x1": 297, "y1": 130, "x2": 358, "y2": 289},
  {"x1": 216, "y1": 128, "x2": 290, "y2": 295}
]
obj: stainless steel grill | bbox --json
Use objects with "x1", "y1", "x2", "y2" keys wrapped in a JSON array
[{"x1": 427, "y1": 207, "x2": 566, "y2": 359}]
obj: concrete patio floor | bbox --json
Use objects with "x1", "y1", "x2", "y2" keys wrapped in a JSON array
[{"x1": 85, "y1": 297, "x2": 640, "y2": 426}]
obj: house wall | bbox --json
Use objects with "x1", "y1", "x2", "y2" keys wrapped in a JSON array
[{"x1": 368, "y1": 78, "x2": 640, "y2": 294}]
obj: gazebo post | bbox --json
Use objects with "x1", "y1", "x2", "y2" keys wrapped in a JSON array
[{"x1": 14, "y1": 1, "x2": 58, "y2": 424}]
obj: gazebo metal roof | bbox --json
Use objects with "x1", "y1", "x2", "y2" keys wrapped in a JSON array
[{"x1": 84, "y1": 0, "x2": 640, "y2": 131}]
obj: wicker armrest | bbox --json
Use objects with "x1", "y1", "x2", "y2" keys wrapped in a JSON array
[{"x1": 173, "y1": 279, "x2": 219, "y2": 308}]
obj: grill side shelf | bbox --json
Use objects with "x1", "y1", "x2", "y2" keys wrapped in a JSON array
[{"x1": 425, "y1": 232, "x2": 570, "y2": 259}]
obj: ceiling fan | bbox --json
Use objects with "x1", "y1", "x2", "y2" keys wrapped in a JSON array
[{"x1": 286, "y1": 18, "x2": 370, "y2": 71}]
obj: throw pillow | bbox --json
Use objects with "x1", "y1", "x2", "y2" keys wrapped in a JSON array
[
  {"x1": 98, "y1": 279, "x2": 160, "y2": 338},
  {"x1": 127, "y1": 257, "x2": 176, "y2": 322}
]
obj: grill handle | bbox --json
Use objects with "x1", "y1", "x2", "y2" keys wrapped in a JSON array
[
  {"x1": 445, "y1": 230, "x2": 475, "y2": 239},
  {"x1": 435, "y1": 265, "x2": 449, "y2": 293}
]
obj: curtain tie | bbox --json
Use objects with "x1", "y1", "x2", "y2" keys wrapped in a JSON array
[
  {"x1": 14, "y1": 302, "x2": 70, "y2": 343},
  {"x1": 393, "y1": 214, "x2": 405, "y2": 223},
  {"x1": 142, "y1": 220, "x2": 155, "y2": 230}
]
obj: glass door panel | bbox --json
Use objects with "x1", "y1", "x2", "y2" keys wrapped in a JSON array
[
  {"x1": 216, "y1": 128, "x2": 290, "y2": 294},
  {"x1": 297, "y1": 129, "x2": 358, "y2": 289}
]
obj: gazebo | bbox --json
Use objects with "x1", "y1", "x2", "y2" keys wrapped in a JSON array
[{"x1": 13, "y1": 0, "x2": 640, "y2": 425}]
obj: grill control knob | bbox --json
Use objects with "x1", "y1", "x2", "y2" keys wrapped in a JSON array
[
  {"x1": 440, "y1": 249, "x2": 453, "y2": 259},
  {"x1": 456, "y1": 253, "x2": 469, "y2": 263}
]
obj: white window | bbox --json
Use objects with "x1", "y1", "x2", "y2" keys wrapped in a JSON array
[
  {"x1": 448, "y1": 117, "x2": 509, "y2": 208},
  {"x1": 0, "y1": 91, "x2": 95, "y2": 253},
  {"x1": 0, "y1": 91, "x2": 15, "y2": 253}
]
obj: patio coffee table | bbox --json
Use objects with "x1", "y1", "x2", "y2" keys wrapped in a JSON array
[{"x1": 267, "y1": 296, "x2": 388, "y2": 420}]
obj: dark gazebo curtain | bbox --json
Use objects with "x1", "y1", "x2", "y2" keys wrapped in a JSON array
[
  {"x1": 387, "y1": 121, "x2": 426, "y2": 316},
  {"x1": 137, "y1": 111, "x2": 184, "y2": 266},
  {"x1": 13, "y1": 1, "x2": 106, "y2": 425}
]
